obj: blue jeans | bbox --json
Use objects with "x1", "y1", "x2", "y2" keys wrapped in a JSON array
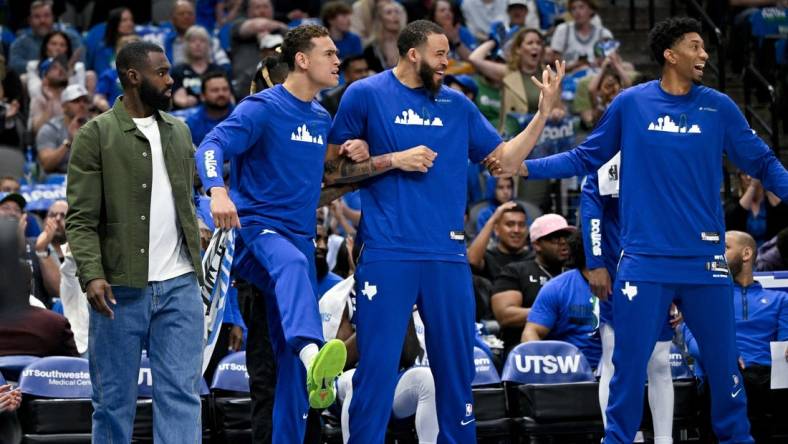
[{"x1": 89, "y1": 272, "x2": 204, "y2": 443}]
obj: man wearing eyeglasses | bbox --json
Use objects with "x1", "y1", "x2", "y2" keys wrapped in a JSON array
[{"x1": 36, "y1": 84, "x2": 89, "y2": 174}]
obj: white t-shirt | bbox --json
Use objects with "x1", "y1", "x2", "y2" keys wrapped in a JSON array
[
  {"x1": 461, "y1": 0, "x2": 508, "y2": 39},
  {"x1": 132, "y1": 115, "x2": 193, "y2": 282},
  {"x1": 550, "y1": 21, "x2": 613, "y2": 64},
  {"x1": 60, "y1": 243, "x2": 89, "y2": 355}
]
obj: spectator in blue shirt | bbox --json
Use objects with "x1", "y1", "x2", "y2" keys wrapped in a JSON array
[
  {"x1": 725, "y1": 230, "x2": 788, "y2": 443},
  {"x1": 321, "y1": 1, "x2": 363, "y2": 60},
  {"x1": 522, "y1": 231, "x2": 602, "y2": 369},
  {"x1": 8, "y1": 1, "x2": 83, "y2": 75},
  {"x1": 186, "y1": 71, "x2": 235, "y2": 146}
]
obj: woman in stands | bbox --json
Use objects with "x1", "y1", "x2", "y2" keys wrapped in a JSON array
[
  {"x1": 171, "y1": 25, "x2": 227, "y2": 110},
  {"x1": 429, "y1": 0, "x2": 475, "y2": 68},
  {"x1": 361, "y1": 1, "x2": 406, "y2": 73},
  {"x1": 469, "y1": 28, "x2": 563, "y2": 207},
  {"x1": 87, "y1": 7, "x2": 136, "y2": 74},
  {"x1": 26, "y1": 31, "x2": 91, "y2": 101}
]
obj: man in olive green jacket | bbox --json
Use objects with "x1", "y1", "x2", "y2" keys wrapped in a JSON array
[{"x1": 65, "y1": 41, "x2": 204, "y2": 444}]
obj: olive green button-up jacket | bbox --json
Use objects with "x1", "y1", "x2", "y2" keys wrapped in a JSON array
[{"x1": 65, "y1": 98, "x2": 203, "y2": 291}]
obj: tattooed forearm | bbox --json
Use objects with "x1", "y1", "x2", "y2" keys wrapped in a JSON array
[
  {"x1": 323, "y1": 153, "x2": 394, "y2": 185},
  {"x1": 318, "y1": 183, "x2": 358, "y2": 207}
]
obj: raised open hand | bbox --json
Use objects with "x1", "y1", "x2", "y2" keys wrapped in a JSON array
[{"x1": 532, "y1": 60, "x2": 566, "y2": 116}]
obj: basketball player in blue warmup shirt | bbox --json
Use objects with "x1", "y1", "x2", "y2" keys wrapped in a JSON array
[
  {"x1": 523, "y1": 18, "x2": 788, "y2": 443},
  {"x1": 195, "y1": 25, "x2": 363, "y2": 443},
  {"x1": 579, "y1": 154, "x2": 676, "y2": 444},
  {"x1": 329, "y1": 20, "x2": 564, "y2": 443}
]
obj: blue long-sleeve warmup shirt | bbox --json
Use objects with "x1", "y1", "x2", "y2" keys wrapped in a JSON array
[
  {"x1": 328, "y1": 70, "x2": 502, "y2": 262},
  {"x1": 527, "y1": 81, "x2": 788, "y2": 283},
  {"x1": 733, "y1": 282, "x2": 788, "y2": 367},
  {"x1": 579, "y1": 153, "x2": 621, "y2": 277},
  {"x1": 195, "y1": 84, "x2": 331, "y2": 240}
]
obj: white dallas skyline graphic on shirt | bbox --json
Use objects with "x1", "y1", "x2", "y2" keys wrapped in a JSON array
[
  {"x1": 647, "y1": 115, "x2": 701, "y2": 134},
  {"x1": 394, "y1": 109, "x2": 443, "y2": 127},
  {"x1": 290, "y1": 124, "x2": 323, "y2": 145}
]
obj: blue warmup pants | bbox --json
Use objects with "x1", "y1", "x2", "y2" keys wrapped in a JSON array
[
  {"x1": 233, "y1": 228, "x2": 324, "y2": 444},
  {"x1": 348, "y1": 260, "x2": 477, "y2": 444},
  {"x1": 605, "y1": 279, "x2": 752, "y2": 444}
]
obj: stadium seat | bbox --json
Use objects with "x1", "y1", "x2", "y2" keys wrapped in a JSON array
[
  {"x1": 668, "y1": 344, "x2": 694, "y2": 381},
  {"x1": 0, "y1": 356, "x2": 41, "y2": 383},
  {"x1": 0, "y1": 147, "x2": 24, "y2": 179},
  {"x1": 502, "y1": 341, "x2": 603, "y2": 442},
  {"x1": 472, "y1": 347, "x2": 512, "y2": 442},
  {"x1": 17, "y1": 357, "x2": 92, "y2": 443},
  {"x1": 210, "y1": 351, "x2": 252, "y2": 443}
]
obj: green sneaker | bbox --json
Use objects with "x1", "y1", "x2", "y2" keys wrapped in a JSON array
[{"x1": 306, "y1": 339, "x2": 347, "y2": 409}]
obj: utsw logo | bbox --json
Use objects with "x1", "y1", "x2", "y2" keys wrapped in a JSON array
[{"x1": 513, "y1": 354, "x2": 581, "y2": 374}]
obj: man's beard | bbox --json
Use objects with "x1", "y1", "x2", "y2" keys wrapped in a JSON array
[
  {"x1": 140, "y1": 78, "x2": 172, "y2": 111},
  {"x1": 315, "y1": 253, "x2": 329, "y2": 279},
  {"x1": 204, "y1": 98, "x2": 230, "y2": 112},
  {"x1": 727, "y1": 256, "x2": 742, "y2": 278},
  {"x1": 418, "y1": 61, "x2": 443, "y2": 96}
]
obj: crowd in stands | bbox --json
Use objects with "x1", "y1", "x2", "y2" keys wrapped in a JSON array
[{"x1": 0, "y1": 0, "x2": 787, "y2": 441}]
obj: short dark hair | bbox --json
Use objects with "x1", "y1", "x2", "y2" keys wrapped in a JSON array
[
  {"x1": 201, "y1": 70, "x2": 230, "y2": 93},
  {"x1": 280, "y1": 24, "x2": 330, "y2": 71},
  {"x1": 397, "y1": 20, "x2": 445, "y2": 57},
  {"x1": 499, "y1": 203, "x2": 527, "y2": 220},
  {"x1": 116, "y1": 40, "x2": 165, "y2": 89},
  {"x1": 340, "y1": 54, "x2": 367, "y2": 72},
  {"x1": 320, "y1": 1, "x2": 352, "y2": 26},
  {"x1": 648, "y1": 17, "x2": 702, "y2": 66},
  {"x1": 566, "y1": 231, "x2": 586, "y2": 270}
]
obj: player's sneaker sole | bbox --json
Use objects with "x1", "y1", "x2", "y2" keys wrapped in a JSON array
[{"x1": 307, "y1": 339, "x2": 347, "y2": 409}]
